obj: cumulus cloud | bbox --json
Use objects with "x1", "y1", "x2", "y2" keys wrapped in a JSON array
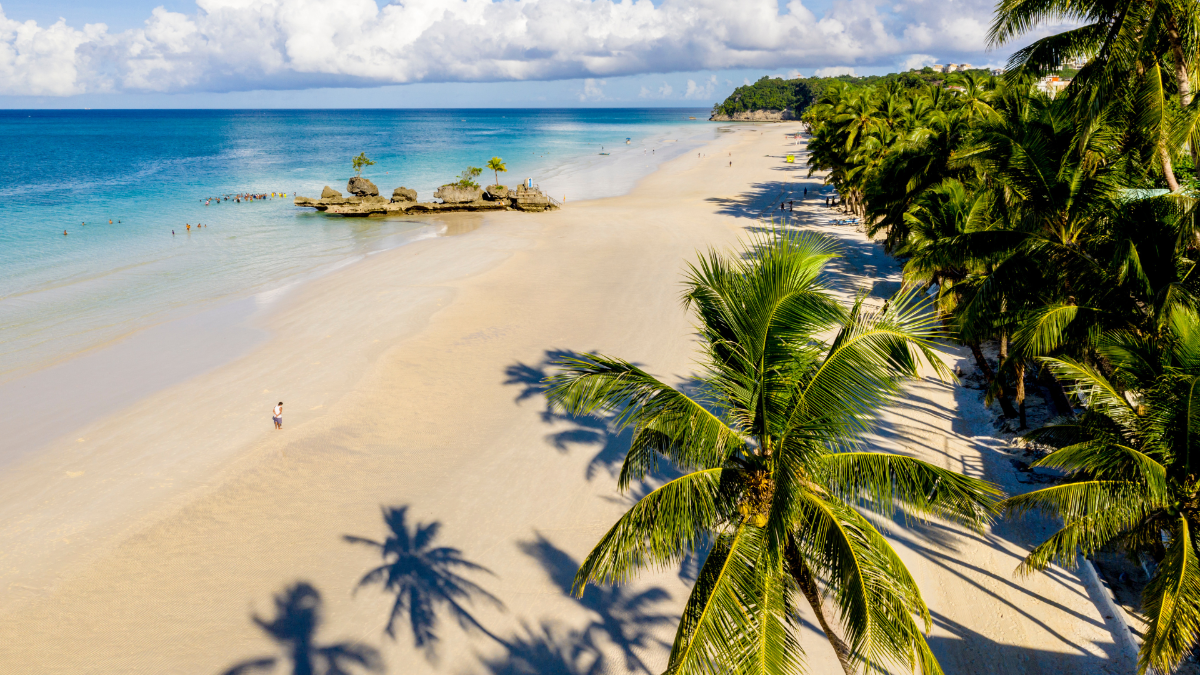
[
  {"x1": 638, "y1": 81, "x2": 673, "y2": 98},
  {"x1": 902, "y1": 53, "x2": 937, "y2": 70},
  {"x1": 579, "y1": 78, "x2": 606, "y2": 101},
  {"x1": 684, "y1": 75, "x2": 717, "y2": 99},
  {"x1": 814, "y1": 66, "x2": 857, "y2": 77},
  {"x1": 0, "y1": 0, "x2": 1045, "y2": 96}
]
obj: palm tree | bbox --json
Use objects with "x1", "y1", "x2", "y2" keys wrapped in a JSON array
[
  {"x1": 988, "y1": 0, "x2": 1200, "y2": 191},
  {"x1": 1002, "y1": 307, "x2": 1200, "y2": 674},
  {"x1": 547, "y1": 231, "x2": 1002, "y2": 675},
  {"x1": 221, "y1": 582, "x2": 382, "y2": 675},
  {"x1": 345, "y1": 506, "x2": 503, "y2": 650},
  {"x1": 487, "y1": 157, "x2": 507, "y2": 187}
]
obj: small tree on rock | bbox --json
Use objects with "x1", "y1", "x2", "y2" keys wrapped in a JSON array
[
  {"x1": 486, "y1": 157, "x2": 507, "y2": 187},
  {"x1": 455, "y1": 167, "x2": 483, "y2": 189},
  {"x1": 352, "y1": 153, "x2": 376, "y2": 177}
]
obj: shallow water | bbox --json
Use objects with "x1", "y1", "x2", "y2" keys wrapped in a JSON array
[{"x1": 0, "y1": 108, "x2": 712, "y2": 381}]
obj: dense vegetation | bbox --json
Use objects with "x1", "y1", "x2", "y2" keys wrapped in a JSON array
[
  {"x1": 801, "y1": 0, "x2": 1200, "y2": 670},
  {"x1": 711, "y1": 69, "x2": 994, "y2": 117}
]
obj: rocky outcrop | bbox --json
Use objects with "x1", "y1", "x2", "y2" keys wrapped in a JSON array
[
  {"x1": 347, "y1": 176, "x2": 379, "y2": 197},
  {"x1": 508, "y1": 185, "x2": 554, "y2": 212},
  {"x1": 433, "y1": 185, "x2": 484, "y2": 204},
  {"x1": 294, "y1": 183, "x2": 559, "y2": 216},
  {"x1": 709, "y1": 109, "x2": 796, "y2": 121}
]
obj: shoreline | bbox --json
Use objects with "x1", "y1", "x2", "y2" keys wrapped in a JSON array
[
  {"x1": 0, "y1": 120, "x2": 714, "y2": 464},
  {"x1": 0, "y1": 124, "x2": 1135, "y2": 674}
]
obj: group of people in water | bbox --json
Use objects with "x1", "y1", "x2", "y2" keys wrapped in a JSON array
[
  {"x1": 64, "y1": 191, "x2": 287, "y2": 237},
  {"x1": 173, "y1": 223, "x2": 208, "y2": 236},
  {"x1": 204, "y1": 192, "x2": 286, "y2": 206}
]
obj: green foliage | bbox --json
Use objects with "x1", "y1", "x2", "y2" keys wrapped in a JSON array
[
  {"x1": 711, "y1": 70, "x2": 994, "y2": 117},
  {"x1": 454, "y1": 166, "x2": 482, "y2": 189},
  {"x1": 547, "y1": 231, "x2": 1001, "y2": 675},
  {"x1": 801, "y1": 0, "x2": 1200, "y2": 667},
  {"x1": 486, "y1": 156, "x2": 507, "y2": 186},
  {"x1": 351, "y1": 152, "x2": 375, "y2": 177}
]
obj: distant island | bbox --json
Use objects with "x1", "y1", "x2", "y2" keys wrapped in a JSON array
[{"x1": 709, "y1": 68, "x2": 1001, "y2": 121}]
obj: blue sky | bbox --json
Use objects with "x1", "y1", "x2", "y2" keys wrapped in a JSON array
[{"x1": 0, "y1": 0, "x2": 1049, "y2": 108}]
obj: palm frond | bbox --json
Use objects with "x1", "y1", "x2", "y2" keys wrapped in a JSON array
[
  {"x1": 574, "y1": 469, "x2": 726, "y2": 593},
  {"x1": 819, "y1": 452, "x2": 1003, "y2": 530},
  {"x1": 1140, "y1": 517, "x2": 1200, "y2": 675}
]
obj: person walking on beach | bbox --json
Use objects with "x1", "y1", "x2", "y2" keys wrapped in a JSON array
[{"x1": 273, "y1": 402, "x2": 283, "y2": 429}]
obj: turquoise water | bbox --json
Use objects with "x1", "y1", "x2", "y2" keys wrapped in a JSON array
[{"x1": 0, "y1": 109, "x2": 712, "y2": 381}]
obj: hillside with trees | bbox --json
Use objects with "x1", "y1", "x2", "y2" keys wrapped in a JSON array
[{"x1": 710, "y1": 69, "x2": 994, "y2": 120}]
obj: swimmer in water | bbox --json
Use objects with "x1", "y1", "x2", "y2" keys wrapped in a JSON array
[
  {"x1": 64, "y1": 230, "x2": 68, "y2": 236},
  {"x1": 186, "y1": 224, "x2": 191, "y2": 232}
]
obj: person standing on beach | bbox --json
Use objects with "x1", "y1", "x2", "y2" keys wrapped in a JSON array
[{"x1": 273, "y1": 402, "x2": 283, "y2": 429}]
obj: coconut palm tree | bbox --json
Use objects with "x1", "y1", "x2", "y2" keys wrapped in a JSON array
[
  {"x1": 1003, "y1": 307, "x2": 1200, "y2": 674},
  {"x1": 345, "y1": 506, "x2": 503, "y2": 650},
  {"x1": 487, "y1": 157, "x2": 507, "y2": 187},
  {"x1": 988, "y1": 0, "x2": 1200, "y2": 191},
  {"x1": 546, "y1": 231, "x2": 1002, "y2": 675},
  {"x1": 221, "y1": 582, "x2": 382, "y2": 675}
]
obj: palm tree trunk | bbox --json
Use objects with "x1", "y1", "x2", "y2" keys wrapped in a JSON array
[
  {"x1": 1162, "y1": 143, "x2": 1183, "y2": 192},
  {"x1": 1015, "y1": 359, "x2": 1027, "y2": 430},
  {"x1": 969, "y1": 342, "x2": 1020, "y2": 417},
  {"x1": 1166, "y1": 13, "x2": 1193, "y2": 107},
  {"x1": 785, "y1": 539, "x2": 855, "y2": 675}
]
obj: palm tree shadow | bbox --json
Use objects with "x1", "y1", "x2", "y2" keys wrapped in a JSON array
[
  {"x1": 519, "y1": 533, "x2": 674, "y2": 674},
  {"x1": 503, "y1": 349, "x2": 633, "y2": 481},
  {"x1": 344, "y1": 506, "x2": 504, "y2": 657},
  {"x1": 478, "y1": 620, "x2": 602, "y2": 675},
  {"x1": 221, "y1": 582, "x2": 382, "y2": 675}
]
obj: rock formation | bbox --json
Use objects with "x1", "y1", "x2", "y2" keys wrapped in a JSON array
[
  {"x1": 507, "y1": 185, "x2": 554, "y2": 212},
  {"x1": 347, "y1": 176, "x2": 379, "y2": 197},
  {"x1": 294, "y1": 182, "x2": 559, "y2": 216},
  {"x1": 433, "y1": 185, "x2": 483, "y2": 204},
  {"x1": 709, "y1": 109, "x2": 797, "y2": 122}
]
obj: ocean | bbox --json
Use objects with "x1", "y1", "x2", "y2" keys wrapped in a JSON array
[{"x1": 0, "y1": 108, "x2": 713, "y2": 383}]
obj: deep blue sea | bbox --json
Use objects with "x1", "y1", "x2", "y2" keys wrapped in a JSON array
[{"x1": 0, "y1": 108, "x2": 713, "y2": 381}]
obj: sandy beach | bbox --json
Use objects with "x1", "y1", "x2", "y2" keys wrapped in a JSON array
[{"x1": 0, "y1": 125, "x2": 1137, "y2": 674}]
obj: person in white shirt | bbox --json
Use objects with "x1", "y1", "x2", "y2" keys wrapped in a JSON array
[{"x1": 273, "y1": 402, "x2": 283, "y2": 429}]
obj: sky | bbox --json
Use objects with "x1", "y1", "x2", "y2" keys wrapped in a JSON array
[{"x1": 0, "y1": 0, "x2": 1061, "y2": 108}]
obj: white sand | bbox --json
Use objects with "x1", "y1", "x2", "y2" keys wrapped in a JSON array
[{"x1": 0, "y1": 127, "x2": 1135, "y2": 674}]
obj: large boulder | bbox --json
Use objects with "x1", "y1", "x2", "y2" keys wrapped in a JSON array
[
  {"x1": 391, "y1": 186, "x2": 418, "y2": 202},
  {"x1": 483, "y1": 184, "x2": 509, "y2": 201},
  {"x1": 321, "y1": 186, "x2": 342, "y2": 199},
  {"x1": 434, "y1": 184, "x2": 483, "y2": 204},
  {"x1": 347, "y1": 176, "x2": 379, "y2": 197}
]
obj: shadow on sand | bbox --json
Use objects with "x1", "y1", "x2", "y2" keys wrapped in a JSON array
[
  {"x1": 344, "y1": 505, "x2": 505, "y2": 655},
  {"x1": 503, "y1": 349, "x2": 632, "y2": 481},
  {"x1": 221, "y1": 582, "x2": 383, "y2": 675}
]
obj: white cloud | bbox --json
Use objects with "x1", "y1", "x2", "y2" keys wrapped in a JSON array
[
  {"x1": 0, "y1": 0, "x2": 1054, "y2": 96},
  {"x1": 902, "y1": 53, "x2": 936, "y2": 70},
  {"x1": 684, "y1": 75, "x2": 717, "y2": 99},
  {"x1": 638, "y1": 80, "x2": 673, "y2": 98},
  {"x1": 579, "y1": 78, "x2": 606, "y2": 101},
  {"x1": 814, "y1": 66, "x2": 856, "y2": 77}
]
